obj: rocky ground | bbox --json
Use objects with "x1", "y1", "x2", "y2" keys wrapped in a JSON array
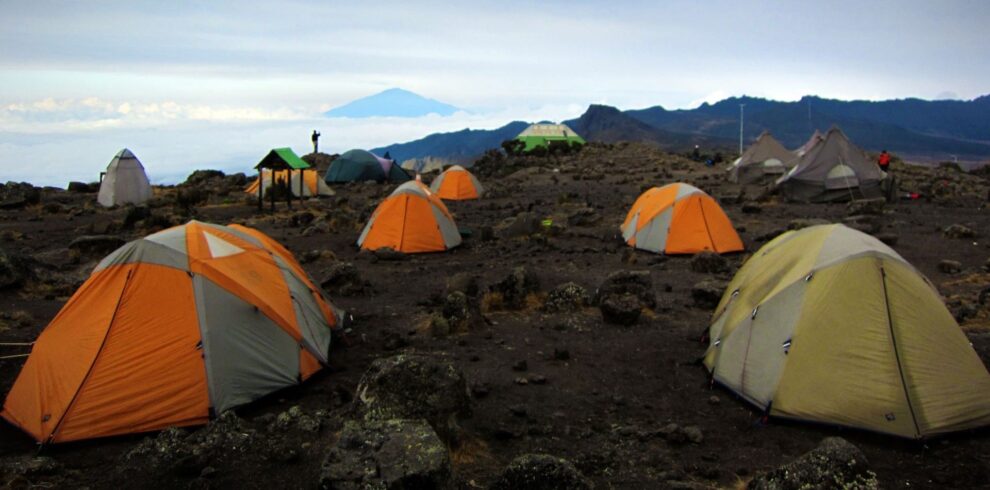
[{"x1": 1, "y1": 143, "x2": 989, "y2": 489}]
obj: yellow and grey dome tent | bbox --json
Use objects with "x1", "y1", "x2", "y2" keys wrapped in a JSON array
[{"x1": 704, "y1": 224, "x2": 990, "y2": 438}]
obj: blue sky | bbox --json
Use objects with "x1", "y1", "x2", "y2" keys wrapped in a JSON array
[{"x1": 1, "y1": 0, "x2": 988, "y2": 185}]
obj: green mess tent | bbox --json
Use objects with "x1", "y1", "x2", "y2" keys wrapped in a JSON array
[
  {"x1": 515, "y1": 123, "x2": 585, "y2": 151},
  {"x1": 324, "y1": 149, "x2": 412, "y2": 183}
]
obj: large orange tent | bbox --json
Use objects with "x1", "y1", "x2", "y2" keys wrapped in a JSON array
[
  {"x1": 620, "y1": 183, "x2": 743, "y2": 254},
  {"x1": 2, "y1": 221, "x2": 339, "y2": 444},
  {"x1": 357, "y1": 181, "x2": 462, "y2": 253},
  {"x1": 245, "y1": 169, "x2": 335, "y2": 197},
  {"x1": 429, "y1": 165, "x2": 485, "y2": 200}
]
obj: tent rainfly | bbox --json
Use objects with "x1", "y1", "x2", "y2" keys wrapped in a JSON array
[
  {"x1": 1, "y1": 221, "x2": 340, "y2": 443},
  {"x1": 324, "y1": 149, "x2": 411, "y2": 184},
  {"x1": 429, "y1": 165, "x2": 485, "y2": 200},
  {"x1": 515, "y1": 123, "x2": 585, "y2": 151},
  {"x1": 357, "y1": 181, "x2": 461, "y2": 253},
  {"x1": 728, "y1": 131, "x2": 797, "y2": 184},
  {"x1": 621, "y1": 183, "x2": 744, "y2": 255},
  {"x1": 775, "y1": 127, "x2": 886, "y2": 202},
  {"x1": 704, "y1": 224, "x2": 990, "y2": 438},
  {"x1": 97, "y1": 149, "x2": 152, "y2": 207}
]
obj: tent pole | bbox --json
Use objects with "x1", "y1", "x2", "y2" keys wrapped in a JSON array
[{"x1": 270, "y1": 169, "x2": 276, "y2": 212}]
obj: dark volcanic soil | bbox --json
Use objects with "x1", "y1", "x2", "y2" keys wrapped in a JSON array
[{"x1": 2, "y1": 143, "x2": 990, "y2": 489}]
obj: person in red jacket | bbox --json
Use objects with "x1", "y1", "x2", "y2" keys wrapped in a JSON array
[{"x1": 878, "y1": 150, "x2": 891, "y2": 171}]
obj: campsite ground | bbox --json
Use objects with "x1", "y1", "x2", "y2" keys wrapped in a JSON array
[{"x1": 1, "y1": 142, "x2": 989, "y2": 488}]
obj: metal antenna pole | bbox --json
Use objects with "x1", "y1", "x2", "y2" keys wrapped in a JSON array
[{"x1": 739, "y1": 103, "x2": 746, "y2": 155}]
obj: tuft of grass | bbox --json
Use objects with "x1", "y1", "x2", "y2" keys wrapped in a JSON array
[
  {"x1": 449, "y1": 434, "x2": 493, "y2": 466},
  {"x1": 480, "y1": 291, "x2": 504, "y2": 313}
]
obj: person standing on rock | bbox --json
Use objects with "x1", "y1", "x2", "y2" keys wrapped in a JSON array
[
  {"x1": 878, "y1": 150, "x2": 891, "y2": 172},
  {"x1": 311, "y1": 130, "x2": 321, "y2": 153}
]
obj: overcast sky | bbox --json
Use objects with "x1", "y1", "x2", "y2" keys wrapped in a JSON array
[{"x1": 1, "y1": 0, "x2": 988, "y2": 185}]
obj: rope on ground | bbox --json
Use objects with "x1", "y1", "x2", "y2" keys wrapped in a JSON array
[
  {"x1": 0, "y1": 353, "x2": 30, "y2": 360},
  {"x1": 0, "y1": 342, "x2": 35, "y2": 347}
]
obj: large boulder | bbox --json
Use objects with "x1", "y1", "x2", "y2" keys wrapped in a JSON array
[
  {"x1": 593, "y1": 270, "x2": 655, "y2": 309},
  {"x1": 748, "y1": 437, "x2": 878, "y2": 490},
  {"x1": 354, "y1": 354, "x2": 471, "y2": 443},
  {"x1": 320, "y1": 262, "x2": 373, "y2": 296},
  {"x1": 691, "y1": 280, "x2": 727, "y2": 309},
  {"x1": 68, "y1": 235, "x2": 126, "y2": 259},
  {"x1": 944, "y1": 224, "x2": 977, "y2": 239},
  {"x1": 599, "y1": 294, "x2": 642, "y2": 326},
  {"x1": 690, "y1": 251, "x2": 729, "y2": 274},
  {"x1": 0, "y1": 182, "x2": 41, "y2": 209},
  {"x1": 500, "y1": 211, "x2": 543, "y2": 238},
  {"x1": 489, "y1": 266, "x2": 541, "y2": 310},
  {"x1": 0, "y1": 248, "x2": 31, "y2": 290},
  {"x1": 489, "y1": 454, "x2": 593, "y2": 490},
  {"x1": 319, "y1": 419, "x2": 451, "y2": 490},
  {"x1": 846, "y1": 198, "x2": 885, "y2": 216},
  {"x1": 543, "y1": 282, "x2": 590, "y2": 312}
]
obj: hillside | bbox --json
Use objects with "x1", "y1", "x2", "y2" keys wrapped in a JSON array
[{"x1": 371, "y1": 121, "x2": 529, "y2": 166}]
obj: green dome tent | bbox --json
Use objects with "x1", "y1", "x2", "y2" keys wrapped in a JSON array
[
  {"x1": 324, "y1": 150, "x2": 411, "y2": 183},
  {"x1": 515, "y1": 123, "x2": 585, "y2": 151}
]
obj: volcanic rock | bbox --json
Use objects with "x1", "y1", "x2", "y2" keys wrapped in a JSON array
[
  {"x1": 943, "y1": 224, "x2": 976, "y2": 239},
  {"x1": 846, "y1": 198, "x2": 885, "y2": 216},
  {"x1": 543, "y1": 282, "x2": 590, "y2": 312},
  {"x1": 68, "y1": 235, "x2": 126, "y2": 259},
  {"x1": 489, "y1": 266, "x2": 541, "y2": 310},
  {"x1": 748, "y1": 437, "x2": 878, "y2": 490},
  {"x1": 489, "y1": 453, "x2": 593, "y2": 490},
  {"x1": 691, "y1": 280, "x2": 727, "y2": 309},
  {"x1": 354, "y1": 354, "x2": 471, "y2": 443},
  {"x1": 690, "y1": 251, "x2": 729, "y2": 274},
  {"x1": 599, "y1": 293, "x2": 643, "y2": 326},
  {"x1": 319, "y1": 418, "x2": 450, "y2": 490},
  {"x1": 937, "y1": 259, "x2": 962, "y2": 274},
  {"x1": 594, "y1": 270, "x2": 655, "y2": 309}
]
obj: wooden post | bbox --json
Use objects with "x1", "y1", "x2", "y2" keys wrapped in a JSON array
[
  {"x1": 257, "y1": 169, "x2": 263, "y2": 211},
  {"x1": 269, "y1": 169, "x2": 275, "y2": 212}
]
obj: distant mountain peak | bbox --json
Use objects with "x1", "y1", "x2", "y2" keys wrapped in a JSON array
[{"x1": 325, "y1": 88, "x2": 461, "y2": 118}]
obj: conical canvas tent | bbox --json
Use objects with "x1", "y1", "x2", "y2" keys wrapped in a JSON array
[
  {"x1": 357, "y1": 181, "x2": 461, "y2": 253},
  {"x1": 776, "y1": 127, "x2": 886, "y2": 202},
  {"x1": 515, "y1": 123, "x2": 585, "y2": 151},
  {"x1": 245, "y1": 169, "x2": 336, "y2": 197},
  {"x1": 97, "y1": 149, "x2": 152, "y2": 207},
  {"x1": 620, "y1": 183, "x2": 744, "y2": 255},
  {"x1": 795, "y1": 130, "x2": 824, "y2": 157},
  {"x1": 704, "y1": 224, "x2": 990, "y2": 438},
  {"x1": 728, "y1": 131, "x2": 797, "y2": 184},
  {"x1": 324, "y1": 149, "x2": 412, "y2": 183},
  {"x1": 429, "y1": 165, "x2": 485, "y2": 200},
  {"x1": 2, "y1": 221, "x2": 339, "y2": 443}
]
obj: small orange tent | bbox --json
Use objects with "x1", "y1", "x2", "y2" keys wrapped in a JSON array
[
  {"x1": 2, "y1": 221, "x2": 339, "y2": 443},
  {"x1": 245, "y1": 169, "x2": 335, "y2": 197},
  {"x1": 620, "y1": 183, "x2": 743, "y2": 254},
  {"x1": 429, "y1": 165, "x2": 485, "y2": 200},
  {"x1": 357, "y1": 181, "x2": 462, "y2": 253}
]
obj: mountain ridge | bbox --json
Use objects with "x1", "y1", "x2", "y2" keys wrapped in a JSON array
[{"x1": 370, "y1": 94, "x2": 990, "y2": 166}]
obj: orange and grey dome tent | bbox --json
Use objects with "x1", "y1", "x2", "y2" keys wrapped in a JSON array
[
  {"x1": 2, "y1": 221, "x2": 339, "y2": 444},
  {"x1": 357, "y1": 181, "x2": 462, "y2": 253},
  {"x1": 245, "y1": 169, "x2": 335, "y2": 197},
  {"x1": 430, "y1": 165, "x2": 485, "y2": 200},
  {"x1": 620, "y1": 183, "x2": 743, "y2": 255}
]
